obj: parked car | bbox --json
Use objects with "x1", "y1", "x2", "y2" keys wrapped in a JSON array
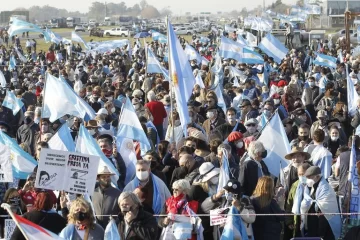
[
  {"x1": 329, "y1": 29, "x2": 355, "y2": 40},
  {"x1": 75, "y1": 25, "x2": 85, "y2": 32},
  {"x1": 103, "y1": 27, "x2": 133, "y2": 37},
  {"x1": 350, "y1": 32, "x2": 360, "y2": 46},
  {"x1": 174, "y1": 26, "x2": 195, "y2": 35},
  {"x1": 89, "y1": 28, "x2": 104, "y2": 37}
]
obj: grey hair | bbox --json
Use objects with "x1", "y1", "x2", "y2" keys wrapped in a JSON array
[
  {"x1": 172, "y1": 179, "x2": 191, "y2": 193},
  {"x1": 136, "y1": 160, "x2": 151, "y2": 168},
  {"x1": 118, "y1": 191, "x2": 142, "y2": 206},
  {"x1": 147, "y1": 91, "x2": 156, "y2": 102},
  {"x1": 217, "y1": 143, "x2": 231, "y2": 153},
  {"x1": 248, "y1": 141, "x2": 265, "y2": 159}
]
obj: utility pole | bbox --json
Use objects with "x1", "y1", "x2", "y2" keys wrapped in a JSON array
[
  {"x1": 105, "y1": 1, "x2": 107, "y2": 18},
  {"x1": 263, "y1": 0, "x2": 265, "y2": 11}
]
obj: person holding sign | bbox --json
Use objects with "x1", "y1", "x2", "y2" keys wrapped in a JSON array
[
  {"x1": 60, "y1": 197, "x2": 104, "y2": 240},
  {"x1": 11, "y1": 192, "x2": 67, "y2": 240},
  {"x1": 93, "y1": 166, "x2": 121, "y2": 229}
]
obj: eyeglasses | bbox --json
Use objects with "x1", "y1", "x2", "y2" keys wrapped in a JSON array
[{"x1": 247, "y1": 124, "x2": 256, "y2": 127}]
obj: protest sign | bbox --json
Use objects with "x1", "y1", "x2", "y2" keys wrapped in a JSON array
[
  {"x1": 0, "y1": 145, "x2": 13, "y2": 182},
  {"x1": 210, "y1": 207, "x2": 229, "y2": 226},
  {"x1": 35, "y1": 149, "x2": 100, "y2": 195},
  {"x1": 4, "y1": 219, "x2": 16, "y2": 240}
]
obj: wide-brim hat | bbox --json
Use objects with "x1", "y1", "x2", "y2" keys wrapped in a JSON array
[
  {"x1": 285, "y1": 146, "x2": 310, "y2": 160},
  {"x1": 84, "y1": 120, "x2": 100, "y2": 128},
  {"x1": 196, "y1": 162, "x2": 220, "y2": 183},
  {"x1": 97, "y1": 166, "x2": 115, "y2": 175}
]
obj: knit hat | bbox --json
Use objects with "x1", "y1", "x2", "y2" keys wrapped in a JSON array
[{"x1": 227, "y1": 132, "x2": 243, "y2": 143}]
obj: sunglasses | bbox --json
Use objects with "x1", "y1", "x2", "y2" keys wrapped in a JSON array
[{"x1": 246, "y1": 124, "x2": 256, "y2": 127}]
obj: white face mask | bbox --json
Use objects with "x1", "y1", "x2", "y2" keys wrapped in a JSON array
[
  {"x1": 330, "y1": 136, "x2": 339, "y2": 141},
  {"x1": 136, "y1": 171, "x2": 149, "y2": 181},
  {"x1": 306, "y1": 178, "x2": 315, "y2": 188},
  {"x1": 206, "y1": 112, "x2": 214, "y2": 119},
  {"x1": 235, "y1": 141, "x2": 243, "y2": 149},
  {"x1": 88, "y1": 129, "x2": 96, "y2": 136},
  {"x1": 209, "y1": 176, "x2": 219, "y2": 185},
  {"x1": 299, "y1": 176, "x2": 307, "y2": 184},
  {"x1": 111, "y1": 107, "x2": 115, "y2": 113},
  {"x1": 308, "y1": 81, "x2": 315, "y2": 87},
  {"x1": 246, "y1": 126, "x2": 256, "y2": 134},
  {"x1": 274, "y1": 99, "x2": 280, "y2": 105},
  {"x1": 134, "y1": 104, "x2": 140, "y2": 110}
]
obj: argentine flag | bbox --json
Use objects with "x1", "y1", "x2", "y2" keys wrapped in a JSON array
[
  {"x1": 242, "y1": 48, "x2": 264, "y2": 64},
  {"x1": 346, "y1": 64, "x2": 359, "y2": 117},
  {"x1": 184, "y1": 43, "x2": 201, "y2": 64},
  {"x1": 217, "y1": 149, "x2": 230, "y2": 192},
  {"x1": 116, "y1": 97, "x2": 151, "y2": 152},
  {"x1": 104, "y1": 218, "x2": 121, "y2": 240},
  {"x1": 0, "y1": 71, "x2": 6, "y2": 88},
  {"x1": 0, "y1": 131, "x2": 37, "y2": 179},
  {"x1": 8, "y1": 18, "x2": 45, "y2": 37},
  {"x1": 195, "y1": 73, "x2": 205, "y2": 89},
  {"x1": 9, "y1": 56, "x2": 16, "y2": 71},
  {"x1": 71, "y1": 31, "x2": 89, "y2": 49},
  {"x1": 2, "y1": 90, "x2": 24, "y2": 115},
  {"x1": 220, "y1": 206, "x2": 248, "y2": 240},
  {"x1": 76, "y1": 125, "x2": 120, "y2": 183},
  {"x1": 15, "y1": 48, "x2": 27, "y2": 63},
  {"x1": 218, "y1": 36, "x2": 244, "y2": 62},
  {"x1": 258, "y1": 33, "x2": 288, "y2": 64},
  {"x1": 313, "y1": 53, "x2": 337, "y2": 69},
  {"x1": 257, "y1": 111, "x2": 290, "y2": 176},
  {"x1": 48, "y1": 124, "x2": 75, "y2": 152},
  {"x1": 146, "y1": 47, "x2": 169, "y2": 80}
]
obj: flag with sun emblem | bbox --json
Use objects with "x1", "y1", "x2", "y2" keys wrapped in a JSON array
[
  {"x1": 218, "y1": 36, "x2": 244, "y2": 62},
  {"x1": 167, "y1": 20, "x2": 195, "y2": 136}
]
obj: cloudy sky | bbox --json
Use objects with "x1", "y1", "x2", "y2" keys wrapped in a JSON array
[{"x1": 4, "y1": 0, "x2": 295, "y2": 14}]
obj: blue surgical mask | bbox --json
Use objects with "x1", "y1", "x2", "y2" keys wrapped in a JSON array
[
  {"x1": 299, "y1": 176, "x2": 307, "y2": 184},
  {"x1": 263, "y1": 110, "x2": 271, "y2": 117},
  {"x1": 225, "y1": 192, "x2": 233, "y2": 201}
]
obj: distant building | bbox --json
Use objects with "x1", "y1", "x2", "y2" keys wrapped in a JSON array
[
  {"x1": 320, "y1": 0, "x2": 360, "y2": 27},
  {"x1": 0, "y1": 11, "x2": 29, "y2": 25}
]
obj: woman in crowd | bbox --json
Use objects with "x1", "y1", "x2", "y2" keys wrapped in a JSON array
[
  {"x1": 60, "y1": 197, "x2": 104, "y2": 240},
  {"x1": 11, "y1": 192, "x2": 67, "y2": 240},
  {"x1": 251, "y1": 176, "x2": 285, "y2": 240}
]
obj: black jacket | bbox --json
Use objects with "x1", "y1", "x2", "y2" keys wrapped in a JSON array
[
  {"x1": 118, "y1": 208, "x2": 158, "y2": 240},
  {"x1": 240, "y1": 159, "x2": 270, "y2": 197},
  {"x1": 11, "y1": 210, "x2": 67, "y2": 240}
]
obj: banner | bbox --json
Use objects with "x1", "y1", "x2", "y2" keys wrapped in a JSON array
[
  {"x1": 4, "y1": 219, "x2": 16, "y2": 240},
  {"x1": 35, "y1": 149, "x2": 100, "y2": 195},
  {"x1": 0, "y1": 145, "x2": 13, "y2": 182},
  {"x1": 210, "y1": 207, "x2": 229, "y2": 226}
]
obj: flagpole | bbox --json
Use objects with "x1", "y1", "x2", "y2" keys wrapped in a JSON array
[
  {"x1": 144, "y1": 39, "x2": 149, "y2": 104},
  {"x1": 166, "y1": 15, "x2": 176, "y2": 140},
  {"x1": 1, "y1": 204, "x2": 30, "y2": 240}
]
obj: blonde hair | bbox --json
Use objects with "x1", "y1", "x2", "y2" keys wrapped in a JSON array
[
  {"x1": 68, "y1": 197, "x2": 95, "y2": 228},
  {"x1": 252, "y1": 176, "x2": 274, "y2": 209},
  {"x1": 172, "y1": 179, "x2": 191, "y2": 193}
]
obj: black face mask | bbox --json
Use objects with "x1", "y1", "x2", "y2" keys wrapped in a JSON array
[
  {"x1": 261, "y1": 150, "x2": 267, "y2": 158},
  {"x1": 298, "y1": 135, "x2": 309, "y2": 141},
  {"x1": 24, "y1": 116, "x2": 33, "y2": 125},
  {"x1": 74, "y1": 212, "x2": 88, "y2": 221}
]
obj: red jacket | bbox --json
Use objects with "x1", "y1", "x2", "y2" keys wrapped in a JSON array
[
  {"x1": 19, "y1": 189, "x2": 57, "y2": 206},
  {"x1": 145, "y1": 101, "x2": 167, "y2": 125},
  {"x1": 166, "y1": 194, "x2": 198, "y2": 215}
]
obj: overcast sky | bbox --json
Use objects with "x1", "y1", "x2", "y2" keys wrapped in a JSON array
[{"x1": 3, "y1": 0, "x2": 295, "y2": 14}]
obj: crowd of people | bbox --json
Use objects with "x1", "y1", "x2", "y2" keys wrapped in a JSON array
[{"x1": 0, "y1": 25, "x2": 359, "y2": 240}]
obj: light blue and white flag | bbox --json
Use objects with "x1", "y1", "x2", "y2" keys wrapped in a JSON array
[
  {"x1": 214, "y1": 84, "x2": 226, "y2": 116},
  {"x1": 146, "y1": 47, "x2": 169, "y2": 80},
  {"x1": 246, "y1": 31, "x2": 258, "y2": 47},
  {"x1": 71, "y1": 31, "x2": 89, "y2": 49},
  {"x1": 348, "y1": 137, "x2": 360, "y2": 222},
  {"x1": 184, "y1": 43, "x2": 202, "y2": 64},
  {"x1": 347, "y1": 64, "x2": 359, "y2": 117},
  {"x1": 201, "y1": 56, "x2": 209, "y2": 66},
  {"x1": 48, "y1": 124, "x2": 75, "y2": 152},
  {"x1": 258, "y1": 33, "x2": 288, "y2": 64},
  {"x1": 258, "y1": 112, "x2": 290, "y2": 176},
  {"x1": 151, "y1": 30, "x2": 167, "y2": 43},
  {"x1": 76, "y1": 125, "x2": 120, "y2": 183},
  {"x1": 7, "y1": 18, "x2": 44, "y2": 37},
  {"x1": 210, "y1": 52, "x2": 224, "y2": 89},
  {"x1": 338, "y1": 51, "x2": 344, "y2": 63},
  {"x1": 0, "y1": 131, "x2": 37, "y2": 179},
  {"x1": 15, "y1": 48, "x2": 27, "y2": 63},
  {"x1": 237, "y1": 34, "x2": 247, "y2": 46},
  {"x1": 0, "y1": 71, "x2": 6, "y2": 88},
  {"x1": 104, "y1": 218, "x2": 121, "y2": 240},
  {"x1": 88, "y1": 39, "x2": 130, "y2": 54},
  {"x1": 199, "y1": 36, "x2": 210, "y2": 43},
  {"x1": 218, "y1": 36, "x2": 243, "y2": 62},
  {"x1": 168, "y1": 20, "x2": 196, "y2": 136},
  {"x1": 242, "y1": 48, "x2": 264, "y2": 64},
  {"x1": 116, "y1": 97, "x2": 151, "y2": 153},
  {"x1": 42, "y1": 73, "x2": 96, "y2": 122},
  {"x1": 224, "y1": 25, "x2": 236, "y2": 33},
  {"x1": 2, "y1": 91, "x2": 23, "y2": 116},
  {"x1": 313, "y1": 53, "x2": 337, "y2": 69},
  {"x1": 220, "y1": 206, "x2": 248, "y2": 240},
  {"x1": 229, "y1": 66, "x2": 247, "y2": 83},
  {"x1": 217, "y1": 149, "x2": 230, "y2": 192},
  {"x1": 9, "y1": 56, "x2": 16, "y2": 71},
  {"x1": 195, "y1": 73, "x2": 205, "y2": 89},
  {"x1": 46, "y1": 29, "x2": 71, "y2": 45},
  {"x1": 116, "y1": 137, "x2": 137, "y2": 185}
]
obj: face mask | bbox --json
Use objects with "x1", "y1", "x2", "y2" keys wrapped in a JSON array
[
  {"x1": 306, "y1": 178, "x2": 315, "y2": 188},
  {"x1": 331, "y1": 136, "x2": 339, "y2": 141},
  {"x1": 308, "y1": 81, "x2": 315, "y2": 87},
  {"x1": 41, "y1": 125, "x2": 49, "y2": 133},
  {"x1": 274, "y1": 99, "x2": 280, "y2": 105},
  {"x1": 134, "y1": 104, "x2": 140, "y2": 110},
  {"x1": 111, "y1": 107, "x2": 115, "y2": 113},
  {"x1": 74, "y1": 212, "x2": 87, "y2": 221},
  {"x1": 107, "y1": 97, "x2": 113, "y2": 101},
  {"x1": 136, "y1": 171, "x2": 149, "y2": 181},
  {"x1": 227, "y1": 116, "x2": 236, "y2": 122},
  {"x1": 246, "y1": 126, "x2": 256, "y2": 134},
  {"x1": 299, "y1": 176, "x2": 307, "y2": 185},
  {"x1": 298, "y1": 135, "x2": 309, "y2": 141},
  {"x1": 174, "y1": 120, "x2": 181, "y2": 126},
  {"x1": 225, "y1": 192, "x2": 233, "y2": 201},
  {"x1": 263, "y1": 110, "x2": 271, "y2": 117},
  {"x1": 32, "y1": 89, "x2": 36, "y2": 94},
  {"x1": 236, "y1": 141, "x2": 243, "y2": 149},
  {"x1": 24, "y1": 116, "x2": 33, "y2": 125},
  {"x1": 261, "y1": 150, "x2": 267, "y2": 158},
  {"x1": 88, "y1": 129, "x2": 96, "y2": 136},
  {"x1": 206, "y1": 112, "x2": 214, "y2": 119},
  {"x1": 209, "y1": 176, "x2": 219, "y2": 185}
]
